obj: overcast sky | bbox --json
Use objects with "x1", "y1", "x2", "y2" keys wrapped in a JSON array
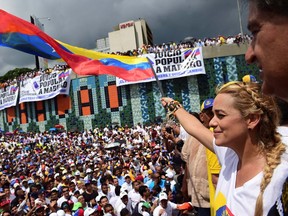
[{"x1": 0, "y1": 0, "x2": 249, "y2": 76}]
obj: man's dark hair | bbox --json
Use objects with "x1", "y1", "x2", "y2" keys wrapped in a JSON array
[
  {"x1": 14, "y1": 188, "x2": 23, "y2": 197},
  {"x1": 189, "y1": 112, "x2": 201, "y2": 121},
  {"x1": 101, "y1": 182, "x2": 108, "y2": 188},
  {"x1": 2, "y1": 210, "x2": 11, "y2": 215},
  {"x1": 247, "y1": 0, "x2": 288, "y2": 16},
  {"x1": 104, "y1": 203, "x2": 113, "y2": 211},
  {"x1": 139, "y1": 185, "x2": 148, "y2": 197},
  {"x1": 151, "y1": 185, "x2": 161, "y2": 196},
  {"x1": 106, "y1": 174, "x2": 113, "y2": 183},
  {"x1": 176, "y1": 139, "x2": 184, "y2": 152},
  {"x1": 61, "y1": 201, "x2": 72, "y2": 210},
  {"x1": 61, "y1": 186, "x2": 68, "y2": 192},
  {"x1": 115, "y1": 185, "x2": 121, "y2": 196},
  {"x1": 69, "y1": 181, "x2": 75, "y2": 186},
  {"x1": 132, "y1": 180, "x2": 139, "y2": 187},
  {"x1": 113, "y1": 167, "x2": 121, "y2": 176},
  {"x1": 276, "y1": 98, "x2": 288, "y2": 125},
  {"x1": 120, "y1": 208, "x2": 131, "y2": 216},
  {"x1": 201, "y1": 107, "x2": 214, "y2": 118},
  {"x1": 131, "y1": 213, "x2": 142, "y2": 216},
  {"x1": 99, "y1": 195, "x2": 107, "y2": 202},
  {"x1": 100, "y1": 176, "x2": 107, "y2": 185},
  {"x1": 2, "y1": 183, "x2": 10, "y2": 190}
]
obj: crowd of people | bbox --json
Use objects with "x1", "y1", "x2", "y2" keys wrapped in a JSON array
[
  {"x1": 0, "y1": 122, "x2": 196, "y2": 216},
  {"x1": 2, "y1": 0, "x2": 288, "y2": 215},
  {"x1": 2, "y1": 74, "x2": 287, "y2": 216},
  {"x1": 112, "y1": 34, "x2": 252, "y2": 57},
  {"x1": 0, "y1": 64, "x2": 69, "y2": 91}
]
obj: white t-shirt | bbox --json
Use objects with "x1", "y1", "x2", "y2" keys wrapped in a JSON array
[
  {"x1": 278, "y1": 126, "x2": 288, "y2": 144},
  {"x1": 115, "y1": 201, "x2": 126, "y2": 216},
  {"x1": 121, "y1": 182, "x2": 133, "y2": 192},
  {"x1": 213, "y1": 139, "x2": 288, "y2": 216},
  {"x1": 109, "y1": 195, "x2": 120, "y2": 208},
  {"x1": 179, "y1": 126, "x2": 188, "y2": 142},
  {"x1": 142, "y1": 212, "x2": 150, "y2": 216},
  {"x1": 128, "y1": 189, "x2": 141, "y2": 209},
  {"x1": 153, "y1": 201, "x2": 177, "y2": 216}
]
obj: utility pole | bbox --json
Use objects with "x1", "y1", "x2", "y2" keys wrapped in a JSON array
[
  {"x1": 30, "y1": 15, "x2": 51, "y2": 70},
  {"x1": 30, "y1": 16, "x2": 40, "y2": 70},
  {"x1": 237, "y1": 0, "x2": 244, "y2": 36}
]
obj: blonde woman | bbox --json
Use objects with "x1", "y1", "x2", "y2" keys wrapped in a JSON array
[{"x1": 161, "y1": 82, "x2": 288, "y2": 215}]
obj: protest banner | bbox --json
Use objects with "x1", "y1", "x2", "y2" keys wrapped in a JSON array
[
  {"x1": 19, "y1": 69, "x2": 71, "y2": 103},
  {"x1": 0, "y1": 85, "x2": 19, "y2": 111},
  {"x1": 116, "y1": 47, "x2": 205, "y2": 86}
]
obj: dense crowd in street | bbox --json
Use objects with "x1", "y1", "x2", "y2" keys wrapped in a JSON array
[
  {"x1": 0, "y1": 32, "x2": 253, "y2": 216},
  {"x1": 0, "y1": 123, "x2": 194, "y2": 216},
  {"x1": 2, "y1": 0, "x2": 288, "y2": 215}
]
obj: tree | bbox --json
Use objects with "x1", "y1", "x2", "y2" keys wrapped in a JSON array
[{"x1": 0, "y1": 68, "x2": 34, "y2": 83}]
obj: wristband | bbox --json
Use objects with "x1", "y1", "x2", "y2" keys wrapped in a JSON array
[{"x1": 166, "y1": 100, "x2": 182, "y2": 118}]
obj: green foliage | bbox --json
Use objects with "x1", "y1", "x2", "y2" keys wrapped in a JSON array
[
  {"x1": 45, "y1": 113, "x2": 59, "y2": 131},
  {"x1": 0, "y1": 68, "x2": 33, "y2": 83},
  {"x1": 66, "y1": 110, "x2": 83, "y2": 132},
  {"x1": 120, "y1": 103, "x2": 133, "y2": 127},
  {"x1": 146, "y1": 82, "x2": 155, "y2": 125},
  {"x1": 66, "y1": 84, "x2": 84, "y2": 132},
  {"x1": 27, "y1": 121, "x2": 40, "y2": 133},
  {"x1": 12, "y1": 123, "x2": 20, "y2": 132}
]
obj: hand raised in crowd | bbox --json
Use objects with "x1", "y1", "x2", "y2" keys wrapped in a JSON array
[
  {"x1": 49, "y1": 200, "x2": 57, "y2": 212},
  {"x1": 162, "y1": 128, "x2": 174, "y2": 140},
  {"x1": 161, "y1": 97, "x2": 174, "y2": 108}
]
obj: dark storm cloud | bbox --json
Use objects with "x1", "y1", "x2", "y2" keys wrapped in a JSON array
[{"x1": 0, "y1": 0, "x2": 248, "y2": 75}]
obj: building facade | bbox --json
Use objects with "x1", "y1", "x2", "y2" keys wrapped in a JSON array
[
  {"x1": 95, "y1": 19, "x2": 153, "y2": 53},
  {"x1": 0, "y1": 44, "x2": 258, "y2": 133},
  {"x1": 95, "y1": 37, "x2": 110, "y2": 53}
]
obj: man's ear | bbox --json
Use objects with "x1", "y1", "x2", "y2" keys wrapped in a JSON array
[
  {"x1": 199, "y1": 112, "x2": 204, "y2": 122},
  {"x1": 246, "y1": 113, "x2": 261, "y2": 130}
]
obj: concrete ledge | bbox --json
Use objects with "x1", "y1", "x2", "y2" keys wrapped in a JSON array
[
  {"x1": 203, "y1": 43, "x2": 249, "y2": 59},
  {"x1": 73, "y1": 43, "x2": 250, "y2": 79}
]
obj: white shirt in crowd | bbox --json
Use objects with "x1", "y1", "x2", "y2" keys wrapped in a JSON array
[
  {"x1": 121, "y1": 182, "x2": 133, "y2": 193},
  {"x1": 153, "y1": 201, "x2": 177, "y2": 216},
  {"x1": 128, "y1": 189, "x2": 141, "y2": 209}
]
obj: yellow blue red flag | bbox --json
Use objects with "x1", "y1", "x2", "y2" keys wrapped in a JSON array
[{"x1": 0, "y1": 10, "x2": 154, "y2": 82}]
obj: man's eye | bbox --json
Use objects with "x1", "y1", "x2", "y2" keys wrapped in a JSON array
[
  {"x1": 251, "y1": 29, "x2": 260, "y2": 38},
  {"x1": 217, "y1": 113, "x2": 225, "y2": 119}
]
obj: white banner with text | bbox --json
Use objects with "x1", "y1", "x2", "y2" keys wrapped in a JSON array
[
  {"x1": 0, "y1": 85, "x2": 19, "y2": 111},
  {"x1": 19, "y1": 69, "x2": 72, "y2": 103},
  {"x1": 116, "y1": 47, "x2": 206, "y2": 86}
]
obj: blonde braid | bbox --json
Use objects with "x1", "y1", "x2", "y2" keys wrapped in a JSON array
[
  {"x1": 243, "y1": 84, "x2": 285, "y2": 216},
  {"x1": 217, "y1": 82, "x2": 286, "y2": 215},
  {"x1": 254, "y1": 140, "x2": 286, "y2": 216},
  {"x1": 244, "y1": 84, "x2": 280, "y2": 151}
]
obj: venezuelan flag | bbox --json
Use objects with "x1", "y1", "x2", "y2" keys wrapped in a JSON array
[
  {"x1": 183, "y1": 47, "x2": 200, "y2": 59},
  {"x1": 0, "y1": 10, "x2": 154, "y2": 82},
  {"x1": 184, "y1": 49, "x2": 192, "y2": 58}
]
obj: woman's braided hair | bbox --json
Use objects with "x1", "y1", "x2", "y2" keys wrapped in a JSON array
[{"x1": 216, "y1": 81, "x2": 286, "y2": 216}]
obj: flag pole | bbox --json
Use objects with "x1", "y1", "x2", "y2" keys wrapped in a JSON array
[
  {"x1": 147, "y1": 57, "x2": 165, "y2": 97},
  {"x1": 30, "y1": 15, "x2": 40, "y2": 70}
]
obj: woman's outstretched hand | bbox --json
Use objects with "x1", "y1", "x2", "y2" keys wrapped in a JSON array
[{"x1": 161, "y1": 97, "x2": 174, "y2": 107}]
